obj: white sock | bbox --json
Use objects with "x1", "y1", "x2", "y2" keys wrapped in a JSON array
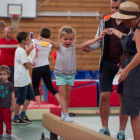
[
  {"x1": 64, "y1": 112, "x2": 73, "y2": 122},
  {"x1": 61, "y1": 111, "x2": 65, "y2": 121}
]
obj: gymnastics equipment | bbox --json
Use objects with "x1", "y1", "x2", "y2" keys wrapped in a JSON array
[{"x1": 42, "y1": 113, "x2": 116, "y2": 140}]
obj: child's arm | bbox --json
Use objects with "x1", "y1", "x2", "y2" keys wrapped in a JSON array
[
  {"x1": 24, "y1": 62, "x2": 30, "y2": 69},
  {"x1": 75, "y1": 31, "x2": 105, "y2": 50},
  {"x1": 36, "y1": 36, "x2": 60, "y2": 50},
  {"x1": 25, "y1": 36, "x2": 34, "y2": 53},
  {"x1": 10, "y1": 92, "x2": 15, "y2": 112},
  {"x1": 26, "y1": 44, "x2": 34, "y2": 54}
]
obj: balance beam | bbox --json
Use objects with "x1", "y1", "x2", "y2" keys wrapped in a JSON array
[{"x1": 42, "y1": 113, "x2": 116, "y2": 140}]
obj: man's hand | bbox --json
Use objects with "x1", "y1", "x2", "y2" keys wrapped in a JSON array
[
  {"x1": 104, "y1": 28, "x2": 115, "y2": 35},
  {"x1": 81, "y1": 46, "x2": 91, "y2": 53}
]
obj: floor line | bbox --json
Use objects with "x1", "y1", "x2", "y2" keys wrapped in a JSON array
[
  {"x1": 73, "y1": 119, "x2": 133, "y2": 139},
  {"x1": 11, "y1": 134, "x2": 22, "y2": 140},
  {"x1": 3, "y1": 127, "x2": 22, "y2": 140}
]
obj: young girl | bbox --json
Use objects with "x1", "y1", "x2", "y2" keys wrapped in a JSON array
[
  {"x1": 38, "y1": 26, "x2": 105, "y2": 122},
  {"x1": 26, "y1": 28, "x2": 60, "y2": 107}
]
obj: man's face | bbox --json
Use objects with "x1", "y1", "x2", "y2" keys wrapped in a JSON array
[
  {"x1": 110, "y1": 0, "x2": 121, "y2": 13},
  {"x1": 5, "y1": 28, "x2": 13, "y2": 40}
]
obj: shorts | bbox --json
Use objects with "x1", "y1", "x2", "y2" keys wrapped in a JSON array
[
  {"x1": 16, "y1": 84, "x2": 34, "y2": 105},
  {"x1": 99, "y1": 59, "x2": 123, "y2": 94},
  {"x1": 55, "y1": 74, "x2": 75, "y2": 86}
]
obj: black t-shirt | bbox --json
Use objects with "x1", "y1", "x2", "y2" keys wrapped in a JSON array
[
  {"x1": 0, "y1": 81, "x2": 15, "y2": 108},
  {"x1": 103, "y1": 18, "x2": 126, "y2": 63}
]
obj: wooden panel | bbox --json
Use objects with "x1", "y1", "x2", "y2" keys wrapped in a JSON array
[
  {"x1": 1, "y1": 0, "x2": 140, "y2": 73},
  {"x1": 37, "y1": 1, "x2": 110, "y2": 7}
]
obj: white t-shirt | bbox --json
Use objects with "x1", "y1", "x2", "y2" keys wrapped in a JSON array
[
  {"x1": 33, "y1": 43, "x2": 51, "y2": 68},
  {"x1": 14, "y1": 47, "x2": 31, "y2": 87}
]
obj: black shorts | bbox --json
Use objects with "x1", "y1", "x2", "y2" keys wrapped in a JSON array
[{"x1": 99, "y1": 59, "x2": 123, "y2": 94}]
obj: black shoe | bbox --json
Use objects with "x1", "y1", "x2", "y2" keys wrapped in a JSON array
[
  {"x1": 20, "y1": 115, "x2": 32, "y2": 124},
  {"x1": 12, "y1": 118, "x2": 28, "y2": 125}
]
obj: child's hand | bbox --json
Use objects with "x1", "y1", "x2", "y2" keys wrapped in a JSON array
[
  {"x1": 99, "y1": 31, "x2": 106, "y2": 38},
  {"x1": 10, "y1": 105, "x2": 15, "y2": 112},
  {"x1": 81, "y1": 46, "x2": 91, "y2": 53}
]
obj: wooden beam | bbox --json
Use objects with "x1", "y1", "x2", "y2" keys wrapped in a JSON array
[{"x1": 42, "y1": 113, "x2": 116, "y2": 140}]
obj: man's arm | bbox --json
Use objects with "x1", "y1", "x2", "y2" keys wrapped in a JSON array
[
  {"x1": 89, "y1": 19, "x2": 104, "y2": 51},
  {"x1": 82, "y1": 19, "x2": 103, "y2": 53}
]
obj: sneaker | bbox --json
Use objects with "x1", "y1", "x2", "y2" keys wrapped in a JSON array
[
  {"x1": 4, "y1": 134, "x2": 11, "y2": 138},
  {"x1": 12, "y1": 118, "x2": 28, "y2": 125},
  {"x1": 20, "y1": 115, "x2": 32, "y2": 124},
  {"x1": 99, "y1": 127, "x2": 111, "y2": 136},
  {"x1": 116, "y1": 131, "x2": 126, "y2": 140}
]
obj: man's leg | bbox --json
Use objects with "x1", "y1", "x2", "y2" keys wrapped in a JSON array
[
  {"x1": 99, "y1": 91, "x2": 111, "y2": 130},
  {"x1": 99, "y1": 59, "x2": 118, "y2": 135}
]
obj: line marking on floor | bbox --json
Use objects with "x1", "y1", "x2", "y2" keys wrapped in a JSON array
[
  {"x1": 73, "y1": 119, "x2": 133, "y2": 140},
  {"x1": 11, "y1": 134, "x2": 22, "y2": 140},
  {"x1": 3, "y1": 127, "x2": 22, "y2": 140}
]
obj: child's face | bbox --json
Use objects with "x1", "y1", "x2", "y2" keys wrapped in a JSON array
[
  {"x1": 23, "y1": 36, "x2": 30, "y2": 45},
  {"x1": 0, "y1": 71, "x2": 9, "y2": 83},
  {"x1": 60, "y1": 33, "x2": 74, "y2": 48}
]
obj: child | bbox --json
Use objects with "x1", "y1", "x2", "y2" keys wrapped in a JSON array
[
  {"x1": 0, "y1": 20, "x2": 6, "y2": 31},
  {"x1": 26, "y1": 28, "x2": 60, "y2": 107},
  {"x1": 0, "y1": 65, "x2": 15, "y2": 138},
  {"x1": 12, "y1": 32, "x2": 34, "y2": 125},
  {"x1": 38, "y1": 26, "x2": 105, "y2": 122}
]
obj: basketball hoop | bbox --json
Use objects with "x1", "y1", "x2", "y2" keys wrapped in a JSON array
[{"x1": 9, "y1": 14, "x2": 21, "y2": 28}]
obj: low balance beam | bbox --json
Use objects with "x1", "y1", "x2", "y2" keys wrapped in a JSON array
[{"x1": 42, "y1": 113, "x2": 116, "y2": 140}]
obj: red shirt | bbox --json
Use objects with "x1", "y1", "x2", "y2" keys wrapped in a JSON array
[{"x1": 0, "y1": 37, "x2": 18, "y2": 66}]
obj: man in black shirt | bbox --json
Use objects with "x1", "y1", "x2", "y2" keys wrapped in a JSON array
[{"x1": 83, "y1": 0, "x2": 130, "y2": 139}]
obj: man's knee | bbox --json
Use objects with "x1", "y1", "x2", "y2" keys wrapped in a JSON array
[{"x1": 100, "y1": 92, "x2": 111, "y2": 102}]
